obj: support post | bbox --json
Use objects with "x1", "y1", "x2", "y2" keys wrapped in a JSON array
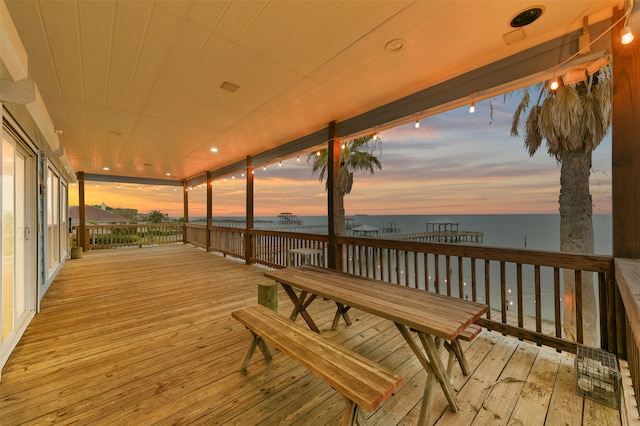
[
  {"x1": 183, "y1": 181, "x2": 189, "y2": 244},
  {"x1": 206, "y1": 171, "x2": 212, "y2": 252},
  {"x1": 327, "y1": 121, "x2": 342, "y2": 270},
  {"x1": 258, "y1": 279, "x2": 278, "y2": 312},
  {"x1": 77, "y1": 171, "x2": 86, "y2": 250},
  {"x1": 245, "y1": 156, "x2": 254, "y2": 264},
  {"x1": 612, "y1": 6, "x2": 640, "y2": 258}
]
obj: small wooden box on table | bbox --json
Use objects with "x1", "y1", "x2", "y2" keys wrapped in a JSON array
[{"x1": 232, "y1": 304, "x2": 403, "y2": 426}]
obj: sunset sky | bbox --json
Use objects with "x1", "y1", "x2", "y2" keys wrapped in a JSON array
[{"x1": 69, "y1": 96, "x2": 612, "y2": 218}]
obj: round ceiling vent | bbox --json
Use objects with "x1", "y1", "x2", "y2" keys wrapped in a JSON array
[{"x1": 510, "y1": 7, "x2": 544, "y2": 28}]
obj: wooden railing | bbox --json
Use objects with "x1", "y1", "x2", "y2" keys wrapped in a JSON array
[
  {"x1": 184, "y1": 224, "x2": 208, "y2": 248},
  {"x1": 335, "y1": 235, "x2": 618, "y2": 355},
  {"x1": 209, "y1": 226, "x2": 246, "y2": 259},
  {"x1": 614, "y1": 259, "x2": 640, "y2": 409},
  {"x1": 73, "y1": 224, "x2": 184, "y2": 250},
  {"x1": 249, "y1": 229, "x2": 328, "y2": 269}
]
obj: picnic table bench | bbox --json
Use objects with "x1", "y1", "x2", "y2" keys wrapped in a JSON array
[
  {"x1": 232, "y1": 304, "x2": 403, "y2": 426},
  {"x1": 264, "y1": 266, "x2": 489, "y2": 425}
]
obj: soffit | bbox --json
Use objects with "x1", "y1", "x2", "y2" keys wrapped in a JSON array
[{"x1": 4, "y1": 0, "x2": 621, "y2": 181}]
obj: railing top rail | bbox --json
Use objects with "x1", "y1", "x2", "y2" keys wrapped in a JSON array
[
  {"x1": 249, "y1": 228, "x2": 330, "y2": 242},
  {"x1": 74, "y1": 223, "x2": 184, "y2": 229},
  {"x1": 336, "y1": 235, "x2": 613, "y2": 272}
]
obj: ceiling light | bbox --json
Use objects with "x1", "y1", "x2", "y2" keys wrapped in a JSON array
[
  {"x1": 469, "y1": 94, "x2": 476, "y2": 114},
  {"x1": 278, "y1": 161, "x2": 282, "y2": 167},
  {"x1": 622, "y1": 26, "x2": 635, "y2": 44},
  {"x1": 384, "y1": 39, "x2": 405, "y2": 53},
  {"x1": 210, "y1": 147, "x2": 218, "y2": 153},
  {"x1": 510, "y1": 7, "x2": 544, "y2": 28},
  {"x1": 414, "y1": 118, "x2": 420, "y2": 128},
  {"x1": 103, "y1": 167, "x2": 110, "y2": 171},
  {"x1": 166, "y1": 172, "x2": 171, "y2": 176},
  {"x1": 296, "y1": 156, "x2": 300, "y2": 162}
]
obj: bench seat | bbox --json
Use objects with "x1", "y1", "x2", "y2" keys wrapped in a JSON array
[{"x1": 232, "y1": 304, "x2": 403, "y2": 426}]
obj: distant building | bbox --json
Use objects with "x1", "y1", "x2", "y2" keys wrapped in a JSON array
[{"x1": 69, "y1": 206, "x2": 132, "y2": 227}]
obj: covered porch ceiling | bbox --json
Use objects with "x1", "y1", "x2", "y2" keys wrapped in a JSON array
[{"x1": 2, "y1": 0, "x2": 626, "y2": 182}]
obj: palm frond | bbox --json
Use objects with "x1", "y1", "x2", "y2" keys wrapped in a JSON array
[
  {"x1": 510, "y1": 89, "x2": 530, "y2": 136},
  {"x1": 524, "y1": 106, "x2": 542, "y2": 156},
  {"x1": 554, "y1": 85, "x2": 583, "y2": 146}
]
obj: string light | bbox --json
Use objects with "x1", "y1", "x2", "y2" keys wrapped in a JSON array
[
  {"x1": 278, "y1": 161, "x2": 282, "y2": 167},
  {"x1": 549, "y1": 69, "x2": 560, "y2": 91},
  {"x1": 469, "y1": 93, "x2": 476, "y2": 113},
  {"x1": 622, "y1": 0, "x2": 635, "y2": 44},
  {"x1": 622, "y1": 26, "x2": 635, "y2": 44},
  {"x1": 296, "y1": 156, "x2": 300, "y2": 162},
  {"x1": 414, "y1": 117, "x2": 420, "y2": 128}
]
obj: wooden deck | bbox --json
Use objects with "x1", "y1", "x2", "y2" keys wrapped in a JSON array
[{"x1": 0, "y1": 245, "x2": 630, "y2": 425}]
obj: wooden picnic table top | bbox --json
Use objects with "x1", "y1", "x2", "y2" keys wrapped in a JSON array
[{"x1": 264, "y1": 266, "x2": 488, "y2": 341}]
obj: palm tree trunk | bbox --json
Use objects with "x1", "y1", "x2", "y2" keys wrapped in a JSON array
[{"x1": 559, "y1": 148, "x2": 597, "y2": 345}]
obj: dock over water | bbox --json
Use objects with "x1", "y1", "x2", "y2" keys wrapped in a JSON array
[
  {"x1": 389, "y1": 230, "x2": 484, "y2": 243},
  {"x1": 388, "y1": 219, "x2": 483, "y2": 243}
]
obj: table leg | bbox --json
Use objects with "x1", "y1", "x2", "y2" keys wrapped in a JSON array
[
  {"x1": 395, "y1": 324, "x2": 459, "y2": 426},
  {"x1": 416, "y1": 332, "x2": 460, "y2": 412},
  {"x1": 280, "y1": 283, "x2": 320, "y2": 333},
  {"x1": 332, "y1": 303, "x2": 352, "y2": 330}
]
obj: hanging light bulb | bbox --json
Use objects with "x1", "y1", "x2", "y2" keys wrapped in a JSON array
[
  {"x1": 549, "y1": 70, "x2": 560, "y2": 91},
  {"x1": 621, "y1": 26, "x2": 635, "y2": 44},
  {"x1": 296, "y1": 156, "x2": 300, "y2": 162},
  {"x1": 414, "y1": 118, "x2": 420, "y2": 128},
  {"x1": 278, "y1": 161, "x2": 282, "y2": 167},
  {"x1": 341, "y1": 142, "x2": 346, "y2": 149},
  {"x1": 469, "y1": 93, "x2": 476, "y2": 114},
  {"x1": 316, "y1": 151, "x2": 321, "y2": 156}
]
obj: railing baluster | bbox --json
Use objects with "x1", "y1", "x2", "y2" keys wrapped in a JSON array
[
  {"x1": 458, "y1": 256, "x2": 464, "y2": 299},
  {"x1": 445, "y1": 256, "x2": 451, "y2": 296},
  {"x1": 517, "y1": 263, "x2": 523, "y2": 331},
  {"x1": 500, "y1": 261, "x2": 507, "y2": 324},
  {"x1": 535, "y1": 265, "x2": 542, "y2": 345},
  {"x1": 484, "y1": 260, "x2": 491, "y2": 320},
  {"x1": 554, "y1": 268, "x2": 561, "y2": 340},
  {"x1": 575, "y1": 269, "x2": 583, "y2": 344}
]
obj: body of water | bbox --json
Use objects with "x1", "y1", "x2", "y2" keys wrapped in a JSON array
[{"x1": 249, "y1": 214, "x2": 612, "y2": 255}]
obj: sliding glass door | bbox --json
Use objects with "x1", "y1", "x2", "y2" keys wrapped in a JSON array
[{"x1": 1, "y1": 125, "x2": 36, "y2": 372}]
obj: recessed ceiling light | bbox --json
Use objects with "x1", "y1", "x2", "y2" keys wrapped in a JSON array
[
  {"x1": 220, "y1": 81, "x2": 240, "y2": 92},
  {"x1": 103, "y1": 167, "x2": 110, "y2": 171},
  {"x1": 384, "y1": 39, "x2": 405, "y2": 53},
  {"x1": 166, "y1": 172, "x2": 171, "y2": 176},
  {"x1": 510, "y1": 7, "x2": 544, "y2": 28},
  {"x1": 210, "y1": 147, "x2": 219, "y2": 153}
]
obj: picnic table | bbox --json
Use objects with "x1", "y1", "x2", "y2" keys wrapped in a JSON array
[{"x1": 264, "y1": 265, "x2": 489, "y2": 425}]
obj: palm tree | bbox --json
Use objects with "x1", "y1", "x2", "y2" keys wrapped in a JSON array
[
  {"x1": 307, "y1": 136, "x2": 383, "y2": 235},
  {"x1": 510, "y1": 64, "x2": 612, "y2": 345},
  {"x1": 145, "y1": 210, "x2": 166, "y2": 224}
]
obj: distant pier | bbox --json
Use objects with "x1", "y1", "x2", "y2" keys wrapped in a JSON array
[
  {"x1": 389, "y1": 230, "x2": 483, "y2": 243},
  {"x1": 389, "y1": 219, "x2": 483, "y2": 243}
]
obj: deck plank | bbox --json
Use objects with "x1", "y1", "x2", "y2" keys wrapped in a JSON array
[{"x1": 0, "y1": 245, "x2": 626, "y2": 426}]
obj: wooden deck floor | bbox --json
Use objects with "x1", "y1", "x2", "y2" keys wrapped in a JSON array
[{"x1": 0, "y1": 245, "x2": 630, "y2": 425}]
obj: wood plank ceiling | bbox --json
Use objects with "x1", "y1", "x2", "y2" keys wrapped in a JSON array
[{"x1": 3, "y1": 0, "x2": 622, "y2": 181}]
